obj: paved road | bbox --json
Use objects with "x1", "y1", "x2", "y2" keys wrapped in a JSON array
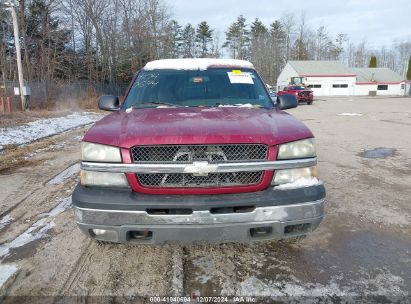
[{"x1": 0, "y1": 97, "x2": 410, "y2": 303}]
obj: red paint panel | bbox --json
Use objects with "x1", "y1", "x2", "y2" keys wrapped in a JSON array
[{"x1": 83, "y1": 107, "x2": 313, "y2": 148}]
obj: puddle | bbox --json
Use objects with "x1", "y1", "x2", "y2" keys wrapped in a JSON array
[
  {"x1": 47, "y1": 163, "x2": 80, "y2": 185},
  {"x1": 359, "y1": 148, "x2": 397, "y2": 159}
]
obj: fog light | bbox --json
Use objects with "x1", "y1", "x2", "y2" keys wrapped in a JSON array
[
  {"x1": 92, "y1": 229, "x2": 107, "y2": 236},
  {"x1": 90, "y1": 228, "x2": 118, "y2": 241}
]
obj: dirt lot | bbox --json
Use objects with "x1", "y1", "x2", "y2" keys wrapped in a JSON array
[{"x1": 0, "y1": 96, "x2": 410, "y2": 303}]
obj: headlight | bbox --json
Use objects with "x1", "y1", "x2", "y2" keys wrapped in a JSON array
[
  {"x1": 81, "y1": 142, "x2": 122, "y2": 162},
  {"x1": 272, "y1": 166, "x2": 317, "y2": 185},
  {"x1": 278, "y1": 138, "x2": 316, "y2": 160},
  {"x1": 80, "y1": 170, "x2": 129, "y2": 188}
]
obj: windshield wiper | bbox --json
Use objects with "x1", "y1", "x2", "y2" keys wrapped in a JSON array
[{"x1": 138, "y1": 101, "x2": 182, "y2": 108}]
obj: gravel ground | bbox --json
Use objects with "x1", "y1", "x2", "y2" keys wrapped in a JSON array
[{"x1": 0, "y1": 96, "x2": 410, "y2": 303}]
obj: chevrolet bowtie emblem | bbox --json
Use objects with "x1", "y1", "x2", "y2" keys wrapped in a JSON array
[{"x1": 184, "y1": 161, "x2": 218, "y2": 176}]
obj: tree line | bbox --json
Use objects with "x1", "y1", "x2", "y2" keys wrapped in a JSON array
[{"x1": 1, "y1": 0, "x2": 410, "y2": 102}]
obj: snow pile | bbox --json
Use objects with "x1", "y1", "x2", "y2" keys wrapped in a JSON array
[
  {"x1": 144, "y1": 58, "x2": 254, "y2": 71},
  {"x1": 338, "y1": 113, "x2": 363, "y2": 116},
  {"x1": 0, "y1": 264, "x2": 18, "y2": 289},
  {"x1": 0, "y1": 112, "x2": 103, "y2": 150},
  {"x1": 274, "y1": 178, "x2": 321, "y2": 190},
  {"x1": 0, "y1": 197, "x2": 72, "y2": 259}
]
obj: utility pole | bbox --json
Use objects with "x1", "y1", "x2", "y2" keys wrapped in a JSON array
[{"x1": 3, "y1": 0, "x2": 26, "y2": 111}]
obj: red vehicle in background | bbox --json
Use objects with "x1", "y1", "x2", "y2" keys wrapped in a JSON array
[{"x1": 278, "y1": 86, "x2": 314, "y2": 105}]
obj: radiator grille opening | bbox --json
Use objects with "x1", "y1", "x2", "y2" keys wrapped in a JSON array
[
  {"x1": 131, "y1": 144, "x2": 268, "y2": 163},
  {"x1": 137, "y1": 171, "x2": 263, "y2": 188},
  {"x1": 131, "y1": 144, "x2": 268, "y2": 188}
]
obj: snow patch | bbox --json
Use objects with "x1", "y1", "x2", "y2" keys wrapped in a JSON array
[
  {"x1": 47, "y1": 163, "x2": 80, "y2": 185},
  {"x1": 0, "y1": 219, "x2": 55, "y2": 259},
  {"x1": 0, "y1": 215, "x2": 13, "y2": 230},
  {"x1": 0, "y1": 264, "x2": 18, "y2": 289},
  {"x1": 192, "y1": 256, "x2": 215, "y2": 284},
  {"x1": 274, "y1": 178, "x2": 321, "y2": 190},
  {"x1": 218, "y1": 103, "x2": 255, "y2": 108},
  {"x1": 0, "y1": 197, "x2": 72, "y2": 259},
  {"x1": 170, "y1": 248, "x2": 184, "y2": 295},
  {"x1": 0, "y1": 112, "x2": 103, "y2": 149},
  {"x1": 46, "y1": 197, "x2": 72, "y2": 217},
  {"x1": 338, "y1": 113, "x2": 363, "y2": 116},
  {"x1": 144, "y1": 58, "x2": 254, "y2": 71}
]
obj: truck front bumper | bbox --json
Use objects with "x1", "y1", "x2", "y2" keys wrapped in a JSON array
[{"x1": 72, "y1": 184, "x2": 325, "y2": 244}]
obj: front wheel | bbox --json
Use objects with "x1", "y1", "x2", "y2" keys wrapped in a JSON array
[{"x1": 307, "y1": 101, "x2": 313, "y2": 105}]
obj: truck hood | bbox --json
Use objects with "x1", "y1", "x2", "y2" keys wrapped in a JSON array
[{"x1": 83, "y1": 107, "x2": 313, "y2": 148}]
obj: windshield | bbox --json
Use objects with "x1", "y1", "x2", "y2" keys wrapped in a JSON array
[{"x1": 123, "y1": 68, "x2": 272, "y2": 109}]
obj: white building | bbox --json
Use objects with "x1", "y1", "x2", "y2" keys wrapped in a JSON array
[
  {"x1": 277, "y1": 61, "x2": 407, "y2": 96},
  {"x1": 352, "y1": 68, "x2": 406, "y2": 96}
]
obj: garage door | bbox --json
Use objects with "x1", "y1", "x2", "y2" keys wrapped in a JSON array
[
  {"x1": 330, "y1": 83, "x2": 349, "y2": 95},
  {"x1": 307, "y1": 84, "x2": 323, "y2": 96}
]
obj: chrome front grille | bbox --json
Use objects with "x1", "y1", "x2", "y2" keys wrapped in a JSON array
[
  {"x1": 131, "y1": 144, "x2": 268, "y2": 163},
  {"x1": 137, "y1": 172, "x2": 263, "y2": 188},
  {"x1": 132, "y1": 144, "x2": 267, "y2": 188}
]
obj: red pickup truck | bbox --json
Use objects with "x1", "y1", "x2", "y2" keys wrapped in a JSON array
[
  {"x1": 73, "y1": 59, "x2": 325, "y2": 244},
  {"x1": 278, "y1": 86, "x2": 314, "y2": 105}
]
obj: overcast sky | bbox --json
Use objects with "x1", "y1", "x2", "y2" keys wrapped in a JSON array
[{"x1": 169, "y1": 0, "x2": 410, "y2": 49}]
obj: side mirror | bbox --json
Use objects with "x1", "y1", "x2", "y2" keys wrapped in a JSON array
[
  {"x1": 277, "y1": 94, "x2": 298, "y2": 110},
  {"x1": 98, "y1": 95, "x2": 120, "y2": 111}
]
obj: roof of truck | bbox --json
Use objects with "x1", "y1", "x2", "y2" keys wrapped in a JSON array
[{"x1": 144, "y1": 58, "x2": 255, "y2": 71}]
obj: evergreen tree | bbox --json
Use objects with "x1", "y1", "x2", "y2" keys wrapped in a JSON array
[
  {"x1": 250, "y1": 18, "x2": 267, "y2": 39},
  {"x1": 406, "y1": 55, "x2": 411, "y2": 80},
  {"x1": 224, "y1": 15, "x2": 250, "y2": 59},
  {"x1": 181, "y1": 24, "x2": 196, "y2": 58},
  {"x1": 26, "y1": 0, "x2": 70, "y2": 81},
  {"x1": 196, "y1": 21, "x2": 213, "y2": 58},
  {"x1": 369, "y1": 55, "x2": 377, "y2": 67},
  {"x1": 293, "y1": 39, "x2": 308, "y2": 60},
  {"x1": 163, "y1": 20, "x2": 183, "y2": 58}
]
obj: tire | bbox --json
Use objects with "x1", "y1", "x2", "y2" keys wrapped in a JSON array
[{"x1": 307, "y1": 101, "x2": 313, "y2": 105}]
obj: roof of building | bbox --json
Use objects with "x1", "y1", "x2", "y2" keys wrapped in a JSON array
[
  {"x1": 351, "y1": 67, "x2": 404, "y2": 83},
  {"x1": 144, "y1": 59, "x2": 255, "y2": 71},
  {"x1": 288, "y1": 60, "x2": 355, "y2": 76}
]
